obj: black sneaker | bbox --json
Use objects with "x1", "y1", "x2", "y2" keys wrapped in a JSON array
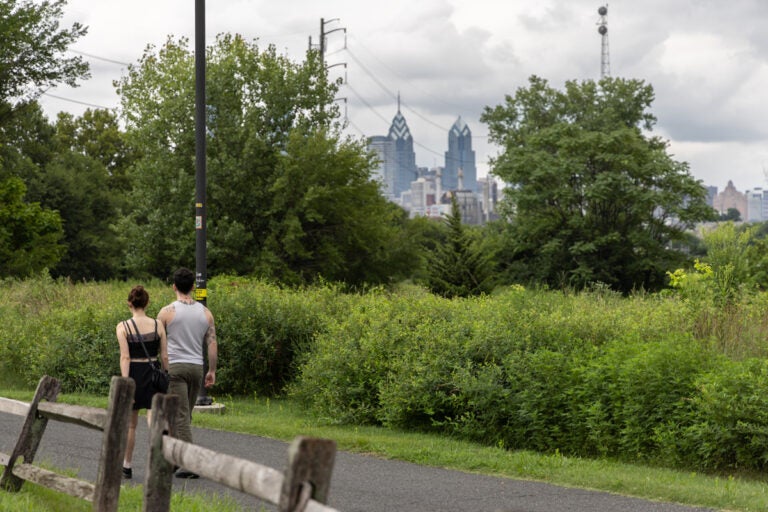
[
  {"x1": 122, "y1": 466, "x2": 132, "y2": 479},
  {"x1": 174, "y1": 468, "x2": 199, "y2": 479}
]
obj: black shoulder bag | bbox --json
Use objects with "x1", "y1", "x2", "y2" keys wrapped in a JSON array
[{"x1": 125, "y1": 319, "x2": 169, "y2": 394}]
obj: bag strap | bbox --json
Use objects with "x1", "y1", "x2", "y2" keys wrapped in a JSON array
[{"x1": 126, "y1": 318, "x2": 158, "y2": 364}]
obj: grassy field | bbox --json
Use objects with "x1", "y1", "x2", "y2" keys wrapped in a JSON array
[
  {"x1": 1, "y1": 388, "x2": 767, "y2": 512},
  {"x1": 2, "y1": 277, "x2": 768, "y2": 511}
]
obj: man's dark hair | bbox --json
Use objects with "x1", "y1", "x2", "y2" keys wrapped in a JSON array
[{"x1": 173, "y1": 267, "x2": 195, "y2": 294}]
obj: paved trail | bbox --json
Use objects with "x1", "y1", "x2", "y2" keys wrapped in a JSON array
[{"x1": 0, "y1": 411, "x2": 715, "y2": 512}]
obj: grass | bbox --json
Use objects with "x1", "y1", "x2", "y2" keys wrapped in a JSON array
[
  {"x1": 0, "y1": 384, "x2": 248, "y2": 512},
  {"x1": 193, "y1": 396, "x2": 768, "y2": 512},
  {"x1": 2, "y1": 388, "x2": 768, "y2": 511},
  {"x1": 0, "y1": 483, "x2": 243, "y2": 512}
]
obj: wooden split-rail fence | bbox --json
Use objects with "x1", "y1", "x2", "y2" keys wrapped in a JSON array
[
  {"x1": 0, "y1": 376, "x2": 339, "y2": 512},
  {"x1": 0, "y1": 375, "x2": 134, "y2": 511}
]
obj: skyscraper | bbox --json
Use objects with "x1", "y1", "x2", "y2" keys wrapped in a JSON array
[
  {"x1": 444, "y1": 116, "x2": 477, "y2": 193},
  {"x1": 388, "y1": 108, "x2": 418, "y2": 198},
  {"x1": 368, "y1": 135, "x2": 396, "y2": 200}
]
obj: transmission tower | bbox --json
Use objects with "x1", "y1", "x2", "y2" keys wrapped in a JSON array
[
  {"x1": 597, "y1": 5, "x2": 610, "y2": 78},
  {"x1": 308, "y1": 18, "x2": 347, "y2": 63},
  {"x1": 309, "y1": 18, "x2": 348, "y2": 121}
]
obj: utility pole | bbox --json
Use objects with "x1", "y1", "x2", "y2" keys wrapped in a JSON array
[
  {"x1": 194, "y1": 0, "x2": 212, "y2": 406},
  {"x1": 195, "y1": 0, "x2": 206, "y2": 307},
  {"x1": 319, "y1": 17, "x2": 346, "y2": 63}
]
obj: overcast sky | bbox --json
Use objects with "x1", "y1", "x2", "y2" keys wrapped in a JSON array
[{"x1": 38, "y1": 0, "x2": 768, "y2": 192}]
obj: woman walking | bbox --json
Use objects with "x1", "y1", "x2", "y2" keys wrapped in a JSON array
[{"x1": 116, "y1": 285, "x2": 168, "y2": 479}]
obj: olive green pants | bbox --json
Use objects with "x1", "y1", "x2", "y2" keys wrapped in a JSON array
[{"x1": 168, "y1": 363, "x2": 203, "y2": 443}]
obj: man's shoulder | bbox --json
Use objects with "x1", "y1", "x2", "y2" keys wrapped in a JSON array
[{"x1": 158, "y1": 303, "x2": 176, "y2": 319}]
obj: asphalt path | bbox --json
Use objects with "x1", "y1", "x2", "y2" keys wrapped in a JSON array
[{"x1": 0, "y1": 410, "x2": 715, "y2": 512}]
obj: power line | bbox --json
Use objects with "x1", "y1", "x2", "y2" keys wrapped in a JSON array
[
  {"x1": 41, "y1": 92, "x2": 112, "y2": 110},
  {"x1": 399, "y1": 99, "x2": 449, "y2": 132},
  {"x1": 347, "y1": 33, "x2": 467, "y2": 112},
  {"x1": 344, "y1": 46, "x2": 491, "y2": 147},
  {"x1": 345, "y1": 82, "x2": 390, "y2": 125},
  {"x1": 345, "y1": 48, "x2": 396, "y2": 102},
  {"x1": 413, "y1": 139, "x2": 445, "y2": 160},
  {"x1": 68, "y1": 49, "x2": 130, "y2": 67},
  {"x1": 345, "y1": 117, "x2": 367, "y2": 137},
  {"x1": 344, "y1": 47, "x2": 454, "y2": 158},
  {"x1": 345, "y1": 84, "x2": 452, "y2": 160}
]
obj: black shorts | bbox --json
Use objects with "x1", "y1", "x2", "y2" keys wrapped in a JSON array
[{"x1": 128, "y1": 361, "x2": 158, "y2": 410}]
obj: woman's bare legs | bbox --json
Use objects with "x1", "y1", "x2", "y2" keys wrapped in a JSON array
[{"x1": 124, "y1": 410, "x2": 139, "y2": 471}]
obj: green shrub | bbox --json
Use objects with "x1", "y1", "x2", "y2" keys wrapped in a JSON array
[
  {"x1": 572, "y1": 335, "x2": 715, "y2": 461},
  {"x1": 290, "y1": 284, "x2": 765, "y2": 471},
  {"x1": 6, "y1": 276, "x2": 768, "y2": 474},
  {"x1": 289, "y1": 291, "x2": 422, "y2": 424},
  {"x1": 664, "y1": 358, "x2": 768, "y2": 470},
  {"x1": 212, "y1": 278, "x2": 330, "y2": 396}
]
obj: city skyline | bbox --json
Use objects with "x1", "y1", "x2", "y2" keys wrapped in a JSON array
[{"x1": 35, "y1": 0, "x2": 768, "y2": 192}]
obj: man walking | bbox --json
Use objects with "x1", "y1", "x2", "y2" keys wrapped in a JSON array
[{"x1": 158, "y1": 267, "x2": 218, "y2": 479}]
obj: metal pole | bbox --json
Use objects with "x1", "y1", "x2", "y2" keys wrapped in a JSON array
[
  {"x1": 195, "y1": 0, "x2": 212, "y2": 406},
  {"x1": 319, "y1": 18, "x2": 325, "y2": 62}
]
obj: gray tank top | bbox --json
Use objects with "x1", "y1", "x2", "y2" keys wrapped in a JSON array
[{"x1": 166, "y1": 300, "x2": 209, "y2": 365}]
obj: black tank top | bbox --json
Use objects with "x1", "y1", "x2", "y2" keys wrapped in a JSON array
[{"x1": 125, "y1": 320, "x2": 161, "y2": 359}]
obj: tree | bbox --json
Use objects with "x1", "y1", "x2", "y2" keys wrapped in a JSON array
[
  {"x1": 481, "y1": 76, "x2": 715, "y2": 293},
  {"x1": 717, "y1": 208, "x2": 741, "y2": 222},
  {"x1": 699, "y1": 221, "x2": 768, "y2": 292},
  {"x1": 116, "y1": 34, "x2": 414, "y2": 284},
  {"x1": 0, "y1": 0, "x2": 89, "y2": 277},
  {"x1": 54, "y1": 109, "x2": 135, "y2": 191},
  {"x1": 0, "y1": 0, "x2": 88, "y2": 124},
  {"x1": 0, "y1": 101, "x2": 67, "y2": 276},
  {"x1": 425, "y1": 195, "x2": 494, "y2": 298},
  {"x1": 257, "y1": 128, "x2": 415, "y2": 285},
  {"x1": 29, "y1": 151, "x2": 123, "y2": 280},
  {"x1": 0, "y1": 177, "x2": 64, "y2": 277},
  {"x1": 6, "y1": 108, "x2": 127, "y2": 281},
  {"x1": 0, "y1": 101, "x2": 56, "y2": 186}
]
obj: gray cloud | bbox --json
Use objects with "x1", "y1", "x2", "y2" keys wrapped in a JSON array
[{"x1": 36, "y1": 0, "x2": 768, "y2": 191}]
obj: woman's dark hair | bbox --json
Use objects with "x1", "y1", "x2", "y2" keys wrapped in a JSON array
[{"x1": 128, "y1": 285, "x2": 150, "y2": 309}]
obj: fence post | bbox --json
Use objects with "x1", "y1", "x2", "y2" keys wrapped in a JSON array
[
  {"x1": 0, "y1": 375, "x2": 61, "y2": 492},
  {"x1": 278, "y1": 436, "x2": 337, "y2": 512},
  {"x1": 92, "y1": 376, "x2": 135, "y2": 512},
  {"x1": 143, "y1": 393, "x2": 179, "y2": 512}
]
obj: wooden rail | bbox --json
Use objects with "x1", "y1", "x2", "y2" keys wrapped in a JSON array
[
  {"x1": 144, "y1": 393, "x2": 340, "y2": 512},
  {"x1": 1, "y1": 377, "x2": 341, "y2": 511},
  {"x1": 0, "y1": 375, "x2": 134, "y2": 512}
]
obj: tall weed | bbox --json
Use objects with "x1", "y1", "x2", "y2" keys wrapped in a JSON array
[{"x1": 4, "y1": 276, "x2": 768, "y2": 472}]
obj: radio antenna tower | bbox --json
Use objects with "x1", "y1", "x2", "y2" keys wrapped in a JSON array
[{"x1": 597, "y1": 5, "x2": 610, "y2": 78}]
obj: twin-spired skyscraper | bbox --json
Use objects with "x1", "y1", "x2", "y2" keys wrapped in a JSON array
[{"x1": 368, "y1": 107, "x2": 477, "y2": 200}]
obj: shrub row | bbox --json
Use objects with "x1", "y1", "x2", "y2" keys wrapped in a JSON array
[
  {"x1": 0, "y1": 275, "x2": 330, "y2": 397},
  {"x1": 289, "y1": 286, "x2": 768, "y2": 471},
  {"x1": 4, "y1": 276, "x2": 768, "y2": 472}
]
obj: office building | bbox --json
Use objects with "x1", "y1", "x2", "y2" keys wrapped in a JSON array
[
  {"x1": 443, "y1": 116, "x2": 477, "y2": 193},
  {"x1": 713, "y1": 180, "x2": 747, "y2": 220},
  {"x1": 388, "y1": 109, "x2": 418, "y2": 199},
  {"x1": 368, "y1": 135, "x2": 396, "y2": 200}
]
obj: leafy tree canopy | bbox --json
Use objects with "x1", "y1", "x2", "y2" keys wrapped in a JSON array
[
  {"x1": 55, "y1": 109, "x2": 135, "y2": 188},
  {"x1": 0, "y1": 0, "x2": 88, "y2": 123},
  {"x1": 0, "y1": 0, "x2": 90, "y2": 278},
  {"x1": 117, "y1": 34, "x2": 415, "y2": 285},
  {"x1": 0, "y1": 177, "x2": 64, "y2": 277},
  {"x1": 717, "y1": 207, "x2": 741, "y2": 222},
  {"x1": 481, "y1": 76, "x2": 716, "y2": 293}
]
